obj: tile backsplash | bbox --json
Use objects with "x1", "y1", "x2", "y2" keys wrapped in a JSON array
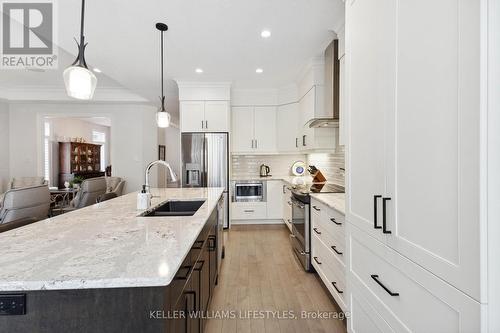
[
  {"x1": 231, "y1": 147, "x2": 346, "y2": 187},
  {"x1": 231, "y1": 154, "x2": 307, "y2": 178},
  {"x1": 307, "y1": 146, "x2": 345, "y2": 186}
]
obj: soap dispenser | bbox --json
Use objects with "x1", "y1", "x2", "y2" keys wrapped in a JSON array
[{"x1": 137, "y1": 185, "x2": 151, "y2": 210}]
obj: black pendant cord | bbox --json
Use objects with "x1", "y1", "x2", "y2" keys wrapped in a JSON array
[
  {"x1": 155, "y1": 23, "x2": 168, "y2": 112},
  {"x1": 72, "y1": 0, "x2": 88, "y2": 68},
  {"x1": 160, "y1": 29, "x2": 165, "y2": 111}
]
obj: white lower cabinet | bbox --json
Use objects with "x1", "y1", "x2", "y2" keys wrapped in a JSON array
[
  {"x1": 231, "y1": 180, "x2": 285, "y2": 222},
  {"x1": 231, "y1": 202, "x2": 267, "y2": 220},
  {"x1": 282, "y1": 183, "x2": 293, "y2": 232},
  {"x1": 266, "y1": 180, "x2": 284, "y2": 220},
  {"x1": 349, "y1": 285, "x2": 399, "y2": 333},
  {"x1": 311, "y1": 198, "x2": 347, "y2": 311},
  {"x1": 347, "y1": 224, "x2": 480, "y2": 333}
]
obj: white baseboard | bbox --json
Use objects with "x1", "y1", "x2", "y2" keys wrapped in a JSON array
[{"x1": 231, "y1": 219, "x2": 285, "y2": 225}]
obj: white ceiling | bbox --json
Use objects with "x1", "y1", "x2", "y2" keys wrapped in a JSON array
[{"x1": 1, "y1": 0, "x2": 345, "y2": 106}]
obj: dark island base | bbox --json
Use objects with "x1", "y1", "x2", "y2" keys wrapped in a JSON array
[
  {"x1": 0, "y1": 287, "x2": 170, "y2": 333},
  {"x1": 0, "y1": 208, "x2": 219, "y2": 333}
]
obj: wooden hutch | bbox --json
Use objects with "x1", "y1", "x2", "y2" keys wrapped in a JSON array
[{"x1": 58, "y1": 142, "x2": 105, "y2": 188}]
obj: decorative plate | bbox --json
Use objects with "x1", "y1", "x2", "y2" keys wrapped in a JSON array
[{"x1": 291, "y1": 161, "x2": 307, "y2": 176}]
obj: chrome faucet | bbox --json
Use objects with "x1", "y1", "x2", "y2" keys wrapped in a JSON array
[{"x1": 144, "y1": 160, "x2": 178, "y2": 193}]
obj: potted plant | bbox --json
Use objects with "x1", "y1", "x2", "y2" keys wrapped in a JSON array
[{"x1": 70, "y1": 176, "x2": 85, "y2": 190}]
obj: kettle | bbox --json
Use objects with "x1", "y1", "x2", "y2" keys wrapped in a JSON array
[{"x1": 260, "y1": 164, "x2": 271, "y2": 177}]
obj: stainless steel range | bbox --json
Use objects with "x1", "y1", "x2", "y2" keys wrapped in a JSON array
[{"x1": 290, "y1": 183, "x2": 345, "y2": 271}]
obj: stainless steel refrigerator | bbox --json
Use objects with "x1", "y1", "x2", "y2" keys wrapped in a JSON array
[{"x1": 181, "y1": 133, "x2": 229, "y2": 228}]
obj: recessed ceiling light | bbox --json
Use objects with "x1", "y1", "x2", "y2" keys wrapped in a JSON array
[
  {"x1": 256, "y1": 68, "x2": 264, "y2": 74},
  {"x1": 195, "y1": 68, "x2": 203, "y2": 73},
  {"x1": 93, "y1": 68, "x2": 102, "y2": 73},
  {"x1": 261, "y1": 30, "x2": 271, "y2": 38}
]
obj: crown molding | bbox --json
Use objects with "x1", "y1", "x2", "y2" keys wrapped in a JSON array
[{"x1": 0, "y1": 85, "x2": 150, "y2": 103}]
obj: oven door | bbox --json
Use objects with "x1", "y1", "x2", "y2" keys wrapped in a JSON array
[
  {"x1": 290, "y1": 196, "x2": 310, "y2": 270},
  {"x1": 234, "y1": 182, "x2": 264, "y2": 202}
]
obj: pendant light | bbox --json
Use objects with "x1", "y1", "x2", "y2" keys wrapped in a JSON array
[
  {"x1": 156, "y1": 22, "x2": 171, "y2": 128},
  {"x1": 63, "y1": 0, "x2": 97, "y2": 100}
]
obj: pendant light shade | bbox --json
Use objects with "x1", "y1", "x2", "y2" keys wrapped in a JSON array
[
  {"x1": 64, "y1": 0, "x2": 97, "y2": 100},
  {"x1": 156, "y1": 108, "x2": 171, "y2": 128},
  {"x1": 156, "y1": 22, "x2": 171, "y2": 128},
  {"x1": 63, "y1": 66, "x2": 97, "y2": 100}
]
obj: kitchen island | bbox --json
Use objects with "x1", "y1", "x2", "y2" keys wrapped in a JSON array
[{"x1": 0, "y1": 187, "x2": 224, "y2": 333}]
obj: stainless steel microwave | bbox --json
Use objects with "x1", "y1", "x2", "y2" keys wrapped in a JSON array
[{"x1": 231, "y1": 181, "x2": 266, "y2": 202}]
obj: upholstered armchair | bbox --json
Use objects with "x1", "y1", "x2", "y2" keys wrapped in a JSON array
[
  {"x1": 0, "y1": 177, "x2": 48, "y2": 210},
  {"x1": 8, "y1": 177, "x2": 47, "y2": 190},
  {"x1": 105, "y1": 177, "x2": 125, "y2": 197},
  {"x1": 0, "y1": 185, "x2": 50, "y2": 225},
  {"x1": 68, "y1": 177, "x2": 107, "y2": 209}
]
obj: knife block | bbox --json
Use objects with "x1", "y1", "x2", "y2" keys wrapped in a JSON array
[{"x1": 311, "y1": 170, "x2": 327, "y2": 183}]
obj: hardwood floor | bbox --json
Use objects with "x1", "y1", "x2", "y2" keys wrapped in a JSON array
[{"x1": 205, "y1": 224, "x2": 347, "y2": 333}]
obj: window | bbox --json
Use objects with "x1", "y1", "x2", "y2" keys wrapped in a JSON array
[
  {"x1": 92, "y1": 130, "x2": 106, "y2": 171},
  {"x1": 44, "y1": 122, "x2": 51, "y2": 184}
]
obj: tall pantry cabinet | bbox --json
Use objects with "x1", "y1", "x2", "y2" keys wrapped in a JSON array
[{"x1": 345, "y1": 0, "x2": 484, "y2": 331}]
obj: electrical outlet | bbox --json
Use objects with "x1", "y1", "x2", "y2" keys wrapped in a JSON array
[{"x1": 0, "y1": 294, "x2": 26, "y2": 315}]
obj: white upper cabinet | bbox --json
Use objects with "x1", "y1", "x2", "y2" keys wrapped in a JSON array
[
  {"x1": 346, "y1": 0, "x2": 481, "y2": 300},
  {"x1": 253, "y1": 106, "x2": 277, "y2": 152},
  {"x1": 231, "y1": 106, "x2": 277, "y2": 153},
  {"x1": 180, "y1": 101, "x2": 205, "y2": 132},
  {"x1": 231, "y1": 106, "x2": 254, "y2": 152},
  {"x1": 204, "y1": 101, "x2": 230, "y2": 132},
  {"x1": 276, "y1": 103, "x2": 299, "y2": 152},
  {"x1": 177, "y1": 83, "x2": 231, "y2": 133},
  {"x1": 180, "y1": 101, "x2": 229, "y2": 132},
  {"x1": 297, "y1": 82, "x2": 336, "y2": 151}
]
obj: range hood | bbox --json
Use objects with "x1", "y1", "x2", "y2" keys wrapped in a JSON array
[{"x1": 308, "y1": 39, "x2": 340, "y2": 128}]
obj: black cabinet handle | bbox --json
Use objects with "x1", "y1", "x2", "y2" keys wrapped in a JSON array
[
  {"x1": 192, "y1": 240, "x2": 204, "y2": 250},
  {"x1": 295, "y1": 137, "x2": 298, "y2": 148},
  {"x1": 208, "y1": 235, "x2": 217, "y2": 251},
  {"x1": 371, "y1": 274, "x2": 399, "y2": 296},
  {"x1": 175, "y1": 265, "x2": 192, "y2": 280},
  {"x1": 373, "y1": 195, "x2": 382, "y2": 229},
  {"x1": 201, "y1": 120, "x2": 204, "y2": 129},
  {"x1": 312, "y1": 206, "x2": 321, "y2": 211},
  {"x1": 330, "y1": 218, "x2": 342, "y2": 225},
  {"x1": 244, "y1": 210, "x2": 255, "y2": 213},
  {"x1": 282, "y1": 185, "x2": 286, "y2": 194},
  {"x1": 331, "y1": 245, "x2": 343, "y2": 255},
  {"x1": 302, "y1": 135, "x2": 307, "y2": 146},
  {"x1": 313, "y1": 227, "x2": 321, "y2": 235},
  {"x1": 332, "y1": 282, "x2": 344, "y2": 294},
  {"x1": 185, "y1": 290, "x2": 197, "y2": 313},
  {"x1": 313, "y1": 256, "x2": 322, "y2": 265},
  {"x1": 382, "y1": 197, "x2": 392, "y2": 234},
  {"x1": 194, "y1": 260, "x2": 205, "y2": 271}
]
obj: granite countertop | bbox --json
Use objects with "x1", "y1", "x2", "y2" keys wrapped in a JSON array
[
  {"x1": 0, "y1": 187, "x2": 224, "y2": 291},
  {"x1": 310, "y1": 193, "x2": 346, "y2": 215}
]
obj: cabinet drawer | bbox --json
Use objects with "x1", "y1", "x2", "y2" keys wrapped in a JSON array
[
  {"x1": 349, "y1": 284, "x2": 400, "y2": 333},
  {"x1": 311, "y1": 200, "x2": 346, "y2": 242},
  {"x1": 231, "y1": 202, "x2": 267, "y2": 220},
  {"x1": 311, "y1": 222, "x2": 345, "y2": 266},
  {"x1": 311, "y1": 233, "x2": 346, "y2": 310},
  {"x1": 349, "y1": 225, "x2": 480, "y2": 333}
]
